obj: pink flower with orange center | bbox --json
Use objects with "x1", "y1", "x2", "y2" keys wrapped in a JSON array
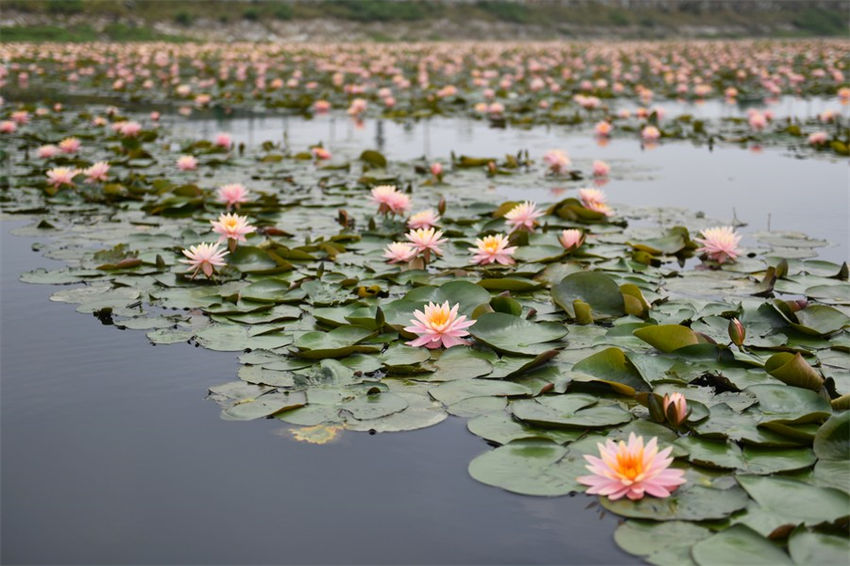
[
  {"x1": 405, "y1": 227, "x2": 447, "y2": 261},
  {"x1": 559, "y1": 229, "x2": 585, "y2": 251},
  {"x1": 594, "y1": 121, "x2": 613, "y2": 137},
  {"x1": 383, "y1": 242, "x2": 416, "y2": 264},
  {"x1": 504, "y1": 201, "x2": 544, "y2": 232},
  {"x1": 0, "y1": 121, "x2": 17, "y2": 133},
  {"x1": 84, "y1": 161, "x2": 110, "y2": 183},
  {"x1": 694, "y1": 226, "x2": 741, "y2": 264},
  {"x1": 748, "y1": 112, "x2": 767, "y2": 131},
  {"x1": 592, "y1": 160, "x2": 610, "y2": 177},
  {"x1": 180, "y1": 242, "x2": 228, "y2": 279},
  {"x1": 577, "y1": 433, "x2": 686, "y2": 501},
  {"x1": 641, "y1": 126, "x2": 660, "y2": 141},
  {"x1": 313, "y1": 100, "x2": 331, "y2": 113},
  {"x1": 311, "y1": 146, "x2": 331, "y2": 160},
  {"x1": 404, "y1": 301, "x2": 475, "y2": 349},
  {"x1": 543, "y1": 149, "x2": 571, "y2": 174},
  {"x1": 407, "y1": 209, "x2": 440, "y2": 230},
  {"x1": 579, "y1": 188, "x2": 614, "y2": 217},
  {"x1": 469, "y1": 233, "x2": 517, "y2": 265},
  {"x1": 177, "y1": 155, "x2": 198, "y2": 171},
  {"x1": 11, "y1": 110, "x2": 30, "y2": 124},
  {"x1": 37, "y1": 144, "x2": 59, "y2": 158},
  {"x1": 210, "y1": 213, "x2": 256, "y2": 247},
  {"x1": 217, "y1": 183, "x2": 249, "y2": 210},
  {"x1": 59, "y1": 137, "x2": 81, "y2": 154},
  {"x1": 347, "y1": 98, "x2": 367, "y2": 116},
  {"x1": 371, "y1": 185, "x2": 410, "y2": 216},
  {"x1": 46, "y1": 167, "x2": 80, "y2": 188}
]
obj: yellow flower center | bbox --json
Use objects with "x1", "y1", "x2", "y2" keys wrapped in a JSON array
[
  {"x1": 615, "y1": 448, "x2": 645, "y2": 481},
  {"x1": 481, "y1": 237, "x2": 501, "y2": 253},
  {"x1": 428, "y1": 309, "x2": 449, "y2": 327}
]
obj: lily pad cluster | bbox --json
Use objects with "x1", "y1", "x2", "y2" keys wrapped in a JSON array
[{"x1": 2, "y1": 98, "x2": 849, "y2": 566}]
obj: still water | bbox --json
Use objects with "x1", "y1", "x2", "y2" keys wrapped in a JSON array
[
  {"x1": 177, "y1": 113, "x2": 849, "y2": 262},
  {"x1": 3, "y1": 112, "x2": 847, "y2": 565}
]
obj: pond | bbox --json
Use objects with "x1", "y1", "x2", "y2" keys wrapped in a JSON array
[
  {"x1": 2, "y1": 101, "x2": 849, "y2": 565},
  {"x1": 2, "y1": 216, "x2": 631, "y2": 565}
]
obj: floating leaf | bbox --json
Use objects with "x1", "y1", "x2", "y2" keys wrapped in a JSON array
[
  {"x1": 691, "y1": 524, "x2": 793, "y2": 566},
  {"x1": 469, "y1": 312, "x2": 567, "y2": 356},
  {"x1": 467, "y1": 439, "x2": 581, "y2": 496},
  {"x1": 634, "y1": 325, "x2": 701, "y2": 353}
]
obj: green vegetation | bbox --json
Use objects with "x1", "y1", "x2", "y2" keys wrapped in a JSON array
[
  {"x1": 794, "y1": 7, "x2": 848, "y2": 36},
  {"x1": 1, "y1": 0, "x2": 847, "y2": 41},
  {"x1": 0, "y1": 23, "x2": 186, "y2": 42}
]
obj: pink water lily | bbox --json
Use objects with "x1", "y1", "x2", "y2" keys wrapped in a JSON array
[
  {"x1": 577, "y1": 433, "x2": 686, "y2": 501},
  {"x1": 407, "y1": 209, "x2": 440, "y2": 230},
  {"x1": 217, "y1": 183, "x2": 249, "y2": 210},
  {"x1": 504, "y1": 201, "x2": 544, "y2": 232},
  {"x1": 210, "y1": 213, "x2": 256, "y2": 249},
  {"x1": 214, "y1": 132, "x2": 232, "y2": 149},
  {"x1": 579, "y1": 188, "x2": 614, "y2": 216},
  {"x1": 559, "y1": 229, "x2": 585, "y2": 251},
  {"x1": 469, "y1": 233, "x2": 517, "y2": 265},
  {"x1": 695, "y1": 226, "x2": 741, "y2": 264},
  {"x1": 37, "y1": 144, "x2": 59, "y2": 158},
  {"x1": 177, "y1": 155, "x2": 197, "y2": 171},
  {"x1": 405, "y1": 227, "x2": 447, "y2": 261},
  {"x1": 84, "y1": 161, "x2": 110, "y2": 183},
  {"x1": 58, "y1": 137, "x2": 81, "y2": 154},
  {"x1": 404, "y1": 301, "x2": 475, "y2": 349},
  {"x1": 592, "y1": 160, "x2": 610, "y2": 177},
  {"x1": 371, "y1": 185, "x2": 411, "y2": 216},
  {"x1": 180, "y1": 242, "x2": 228, "y2": 279},
  {"x1": 46, "y1": 167, "x2": 80, "y2": 188},
  {"x1": 543, "y1": 149, "x2": 571, "y2": 174},
  {"x1": 383, "y1": 242, "x2": 417, "y2": 264}
]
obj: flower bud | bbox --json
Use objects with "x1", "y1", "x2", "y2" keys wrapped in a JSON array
[
  {"x1": 728, "y1": 317, "x2": 746, "y2": 347},
  {"x1": 662, "y1": 392, "x2": 688, "y2": 427}
]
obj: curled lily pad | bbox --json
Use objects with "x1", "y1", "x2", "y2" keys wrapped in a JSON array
[
  {"x1": 571, "y1": 347, "x2": 650, "y2": 394},
  {"x1": 633, "y1": 324, "x2": 701, "y2": 353},
  {"x1": 764, "y1": 352, "x2": 824, "y2": 392},
  {"x1": 223, "y1": 391, "x2": 307, "y2": 421},
  {"x1": 551, "y1": 271, "x2": 625, "y2": 320}
]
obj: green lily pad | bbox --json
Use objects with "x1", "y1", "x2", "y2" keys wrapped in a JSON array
[
  {"x1": 788, "y1": 529, "x2": 850, "y2": 566},
  {"x1": 601, "y1": 484, "x2": 749, "y2": 521},
  {"x1": 691, "y1": 524, "x2": 793, "y2": 566},
  {"x1": 467, "y1": 439, "x2": 581, "y2": 496},
  {"x1": 551, "y1": 270, "x2": 626, "y2": 320},
  {"x1": 511, "y1": 394, "x2": 632, "y2": 429},
  {"x1": 294, "y1": 326, "x2": 378, "y2": 358},
  {"x1": 468, "y1": 312, "x2": 567, "y2": 356}
]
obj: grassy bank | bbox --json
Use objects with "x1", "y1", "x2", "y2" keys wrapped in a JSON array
[{"x1": 2, "y1": 0, "x2": 847, "y2": 42}]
